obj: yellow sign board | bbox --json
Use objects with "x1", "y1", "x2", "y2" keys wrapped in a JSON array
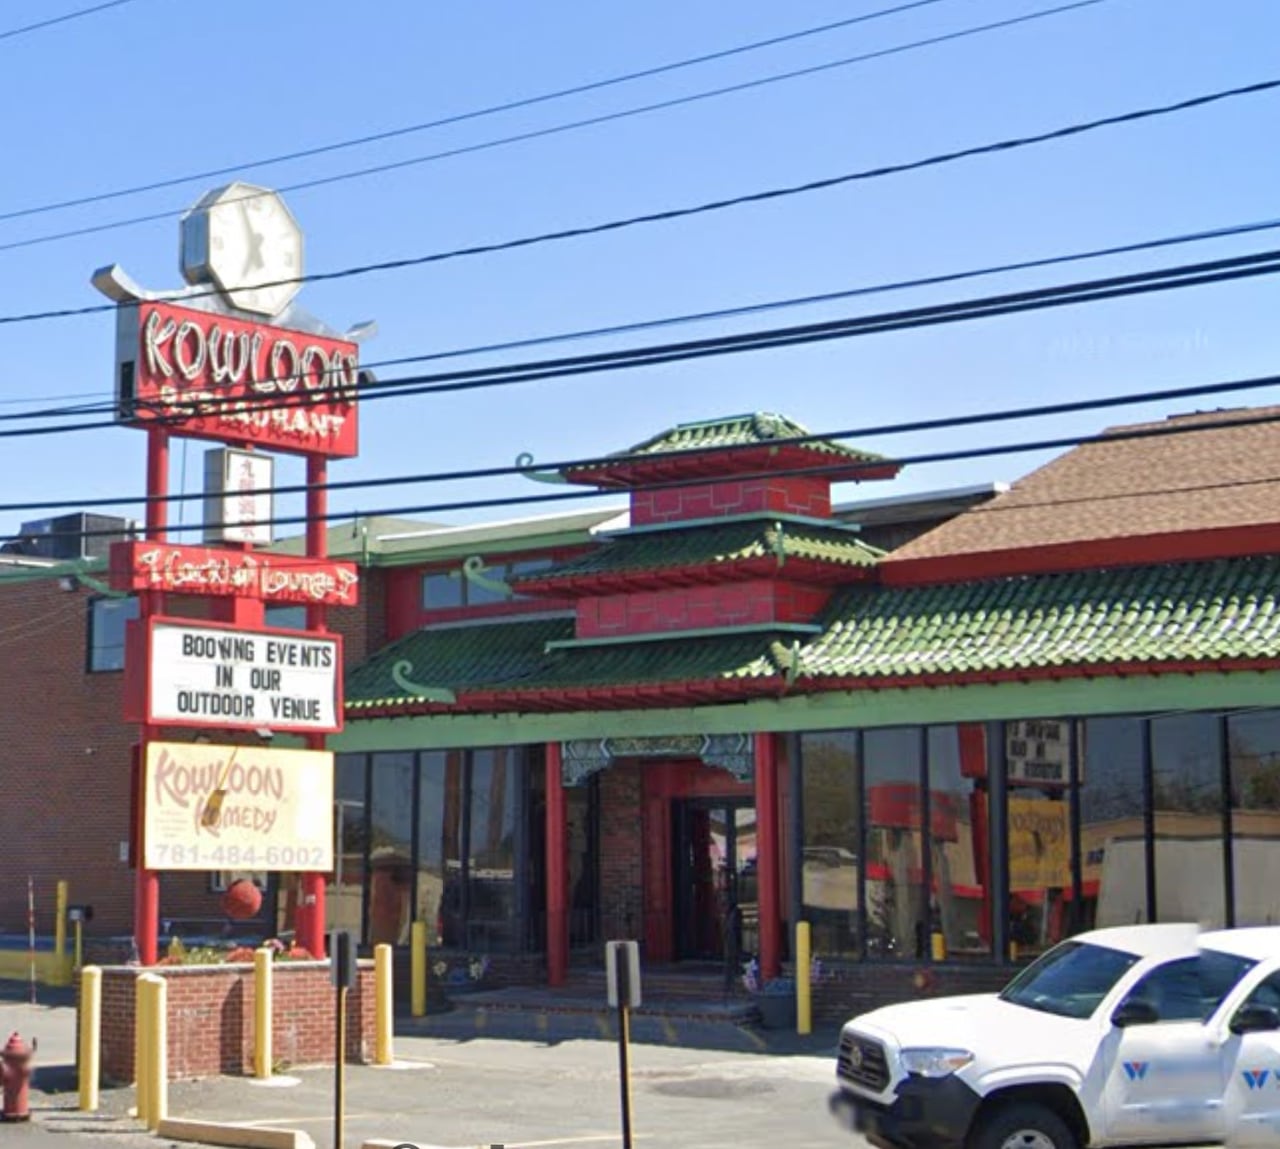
[
  {"x1": 142, "y1": 741, "x2": 334, "y2": 872},
  {"x1": 1008, "y1": 797, "x2": 1070, "y2": 890}
]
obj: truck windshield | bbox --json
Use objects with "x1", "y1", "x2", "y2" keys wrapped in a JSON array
[{"x1": 999, "y1": 940, "x2": 1141, "y2": 1019}]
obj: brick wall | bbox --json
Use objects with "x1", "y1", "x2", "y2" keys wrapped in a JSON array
[
  {"x1": 577, "y1": 580, "x2": 831, "y2": 638},
  {"x1": 95, "y1": 960, "x2": 375, "y2": 1081},
  {"x1": 598, "y1": 765, "x2": 644, "y2": 941},
  {"x1": 811, "y1": 960, "x2": 1012, "y2": 1024},
  {"x1": 632, "y1": 478, "x2": 831, "y2": 525}
]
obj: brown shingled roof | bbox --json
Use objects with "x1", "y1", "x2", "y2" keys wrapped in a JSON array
[{"x1": 883, "y1": 405, "x2": 1280, "y2": 573}]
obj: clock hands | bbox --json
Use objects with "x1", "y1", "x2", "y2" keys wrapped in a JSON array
[{"x1": 238, "y1": 199, "x2": 267, "y2": 281}]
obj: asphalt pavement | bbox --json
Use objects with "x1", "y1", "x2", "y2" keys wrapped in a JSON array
[{"x1": 1, "y1": 984, "x2": 860, "y2": 1149}]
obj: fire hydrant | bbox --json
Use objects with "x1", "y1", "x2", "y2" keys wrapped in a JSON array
[{"x1": 1, "y1": 1031, "x2": 36, "y2": 1121}]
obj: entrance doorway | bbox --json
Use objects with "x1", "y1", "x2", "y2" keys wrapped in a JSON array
[{"x1": 671, "y1": 798, "x2": 759, "y2": 962}]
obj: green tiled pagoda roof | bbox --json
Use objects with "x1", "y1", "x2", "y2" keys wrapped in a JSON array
[
  {"x1": 798, "y1": 555, "x2": 1280, "y2": 680},
  {"x1": 508, "y1": 519, "x2": 883, "y2": 587},
  {"x1": 344, "y1": 615, "x2": 576, "y2": 709},
  {"x1": 566, "y1": 412, "x2": 887, "y2": 476},
  {"x1": 344, "y1": 556, "x2": 1280, "y2": 714}
]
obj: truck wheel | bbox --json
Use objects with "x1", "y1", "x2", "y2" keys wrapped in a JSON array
[{"x1": 971, "y1": 1102, "x2": 1078, "y2": 1149}]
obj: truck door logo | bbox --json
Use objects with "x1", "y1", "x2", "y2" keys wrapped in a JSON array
[
  {"x1": 1243, "y1": 1069, "x2": 1270, "y2": 1090},
  {"x1": 1123, "y1": 1062, "x2": 1149, "y2": 1081}
]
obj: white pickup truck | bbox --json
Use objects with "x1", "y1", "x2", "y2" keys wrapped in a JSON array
[{"x1": 829, "y1": 923, "x2": 1280, "y2": 1149}]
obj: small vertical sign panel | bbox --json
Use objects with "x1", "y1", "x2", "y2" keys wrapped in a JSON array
[
  {"x1": 204, "y1": 447, "x2": 274, "y2": 546},
  {"x1": 605, "y1": 940, "x2": 642, "y2": 1009}
]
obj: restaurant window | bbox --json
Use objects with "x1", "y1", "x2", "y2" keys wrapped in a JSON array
[
  {"x1": 466, "y1": 748, "x2": 520, "y2": 949},
  {"x1": 1005, "y1": 719, "x2": 1075, "y2": 959},
  {"x1": 929, "y1": 725, "x2": 991, "y2": 959},
  {"x1": 417, "y1": 750, "x2": 460, "y2": 947},
  {"x1": 264, "y1": 604, "x2": 307, "y2": 630},
  {"x1": 422, "y1": 570, "x2": 465, "y2": 610},
  {"x1": 799, "y1": 731, "x2": 860, "y2": 958},
  {"x1": 87, "y1": 595, "x2": 139, "y2": 671},
  {"x1": 1229, "y1": 710, "x2": 1280, "y2": 926},
  {"x1": 368, "y1": 752, "x2": 415, "y2": 947},
  {"x1": 566, "y1": 776, "x2": 601, "y2": 947},
  {"x1": 1079, "y1": 717, "x2": 1148, "y2": 930},
  {"x1": 864, "y1": 728, "x2": 925, "y2": 959},
  {"x1": 328, "y1": 753, "x2": 368, "y2": 938},
  {"x1": 1151, "y1": 714, "x2": 1226, "y2": 928}
]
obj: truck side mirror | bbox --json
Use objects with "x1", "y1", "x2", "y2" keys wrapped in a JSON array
[
  {"x1": 1230, "y1": 1004, "x2": 1280, "y2": 1035},
  {"x1": 1112, "y1": 998, "x2": 1159, "y2": 1028}
]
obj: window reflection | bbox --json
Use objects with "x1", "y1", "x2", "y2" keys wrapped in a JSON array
[
  {"x1": 327, "y1": 754, "x2": 367, "y2": 937},
  {"x1": 1229, "y1": 710, "x2": 1280, "y2": 926},
  {"x1": 800, "y1": 732, "x2": 860, "y2": 958},
  {"x1": 865, "y1": 728, "x2": 925, "y2": 960},
  {"x1": 1152, "y1": 715, "x2": 1225, "y2": 928},
  {"x1": 369, "y1": 752, "x2": 414, "y2": 946},
  {"x1": 1080, "y1": 718, "x2": 1147, "y2": 929},
  {"x1": 929, "y1": 726, "x2": 991, "y2": 959}
]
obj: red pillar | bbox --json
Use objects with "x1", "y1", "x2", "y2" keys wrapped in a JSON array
[
  {"x1": 545, "y1": 742, "x2": 569, "y2": 986},
  {"x1": 296, "y1": 455, "x2": 329, "y2": 960},
  {"x1": 754, "y1": 731, "x2": 781, "y2": 980},
  {"x1": 134, "y1": 428, "x2": 169, "y2": 967}
]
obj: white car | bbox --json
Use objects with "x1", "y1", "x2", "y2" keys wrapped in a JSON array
[{"x1": 829, "y1": 922, "x2": 1280, "y2": 1149}]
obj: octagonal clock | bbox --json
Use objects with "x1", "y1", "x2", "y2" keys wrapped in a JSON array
[{"x1": 180, "y1": 182, "x2": 304, "y2": 317}]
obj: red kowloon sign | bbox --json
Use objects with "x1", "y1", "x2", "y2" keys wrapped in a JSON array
[
  {"x1": 109, "y1": 541, "x2": 359, "y2": 607},
  {"x1": 114, "y1": 300, "x2": 359, "y2": 457}
]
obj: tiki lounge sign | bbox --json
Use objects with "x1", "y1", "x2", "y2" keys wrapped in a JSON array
[
  {"x1": 142, "y1": 741, "x2": 334, "y2": 872},
  {"x1": 109, "y1": 541, "x2": 360, "y2": 607}
]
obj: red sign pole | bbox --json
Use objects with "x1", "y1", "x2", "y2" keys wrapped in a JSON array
[
  {"x1": 134, "y1": 427, "x2": 169, "y2": 967},
  {"x1": 297, "y1": 454, "x2": 330, "y2": 960}
]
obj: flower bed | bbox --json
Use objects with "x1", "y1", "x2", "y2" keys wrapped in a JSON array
[{"x1": 92, "y1": 949, "x2": 375, "y2": 1082}]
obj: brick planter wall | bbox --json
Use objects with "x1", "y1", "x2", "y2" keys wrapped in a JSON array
[
  {"x1": 810, "y1": 960, "x2": 1013, "y2": 1025},
  {"x1": 94, "y1": 960, "x2": 375, "y2": 1082}
]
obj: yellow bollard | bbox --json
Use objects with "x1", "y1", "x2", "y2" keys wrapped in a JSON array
[
  {"x1": 254, "y1": 947, "x2": 273, "y2": 1080},
  {"x1": 141, "y1": 975, "x2": 167, "y2": 1131},
  {"x1": 134, "y1": 975, "x2": 152, "y2": 1127},
  {"x1": 796, "y1": 921, "x2": 812, "y2": 1036},
  {"x1": 375, "y1": 943, "x2": 394, "y2": 1065},
  {"x1": 410, "y1": 920, "x2": 427, "y2": 1018},
  {"x1": 74, "y1": 918, "x2": 84, "y2": 973},
  {"x1": 78, "y1": 966, "x2": 101, "y2": 1112},
  {"x1": 931, "y1": 931, "x2": 947, "y2": 961},
  {"x1": 54, "y1": 881, "x2": 68, "y2": 984}
]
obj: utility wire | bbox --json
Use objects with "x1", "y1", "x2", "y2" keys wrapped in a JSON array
[
  {"x1": 4, "y1": 212, "x2": 1279, "y2": 420},
  {"x1": 1, "y1": 243, "x2": 1279, "y2": 441},
  {"x1": 0, "y1": 0, "x2": 139, "y2": 43},
  {"x1": 9, "y1": 405, "x2": 1280, "y2": 545},
  {"x1": 3, "y1": 67, "x2": 1272, "y2": 328},
  {"x1": 0, "y1": 0, "x2": 961, "y2": 224},
  {"x1": 0, "y1": 1, "x2": 1105, "y2": 256}
]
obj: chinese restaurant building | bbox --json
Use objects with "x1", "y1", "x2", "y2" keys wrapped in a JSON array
[
  {"x1": 322, "y1": 406, "x2": 1280, "y2": 1013},
  {"x1": 2, "y1": 405, "x2": 1279, "y2": 1018}
]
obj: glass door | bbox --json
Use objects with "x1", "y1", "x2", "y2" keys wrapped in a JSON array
[{"x1": 672, "y1": 798, "x2": 758, "y2": 962}]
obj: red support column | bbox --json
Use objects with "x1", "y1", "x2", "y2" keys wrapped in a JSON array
[
  {"x1": 545, "y1": 742, "x2": 569, "y2": 987},
  {"x1": 754, "y1": 731, "x2": 781, "y2": 981},
  {"x1": 134, "y1": 428, "x2": 169, "y2": 967},
  {"x1": 297, "y1": 455, "x2": 329, "y2": 960}
]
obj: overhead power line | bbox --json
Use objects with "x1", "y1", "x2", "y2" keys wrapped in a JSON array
[
  {"x1": 0, "y1": 0, "x2": 1107, "y2": 256},
  {"x1": 5, "y1": 212, "x2": 1279, "y2": 419},
  {"x1": 1, "y1": 243, "x2": 1279, "y2": 441},
  {"x1": 8, "y1": 405, "x2": 1280, "y2": 546},
  {"x1": 0, "y1": 0, "x2": 140, "y2": 43},
  {"x1": 5, "y1": 70, "x2": 1274, "y2": 329},
  {"x1": 2, "y1": 365, "x2": 1279, "y2": 518},
  {"x1": 0, "y1": 0, "x2": 960, "y2": 224}
]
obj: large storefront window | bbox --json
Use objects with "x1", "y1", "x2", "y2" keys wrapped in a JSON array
[
  {"x1": 929, "y1": 726, "x2": 991, "y2": 959},
  {"x1": 1229, "y1": 710, "x2": 1280, "y2": 925},
  {"x1": 1151, "y1": 714, "x2": 1226, "y2": 928},
  {"x1": 1079, "y1": 717, "x2": 1148, "y2": 930},
  {"x1": 865, "y1": 728, "x2": 925, "y2": 960},
  {"x1": 799, "y1": 731, "x2": 860, "y2": 958},
  {"x1": 328, "y1": 746, "x2": 535, "y2": 952}
]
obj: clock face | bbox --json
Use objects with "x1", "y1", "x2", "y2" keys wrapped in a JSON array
[{"x1": 181, "y1": 183, "x2": 304, "y2": 317}]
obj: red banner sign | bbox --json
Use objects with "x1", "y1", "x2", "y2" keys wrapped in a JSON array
[
  {"x1": 114, "y1": 300, "x2": 359, "y2": 457},
  {"x1": 109, "y1": 541, "x2": 359, "y2": 607}
]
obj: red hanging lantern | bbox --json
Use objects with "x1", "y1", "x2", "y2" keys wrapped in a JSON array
[{"x1": 221, "y1": 879, "x2": 262, "y2": 921}]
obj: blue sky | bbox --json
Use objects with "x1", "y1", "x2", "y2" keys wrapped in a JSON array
[{"x1": 1, "y1": 0, "x2": 1277, "y2": 541}]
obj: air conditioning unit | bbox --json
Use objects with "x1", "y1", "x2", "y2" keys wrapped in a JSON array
[{"x1": 16, "y1": 512, "x2": 140, "y2": 561}]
